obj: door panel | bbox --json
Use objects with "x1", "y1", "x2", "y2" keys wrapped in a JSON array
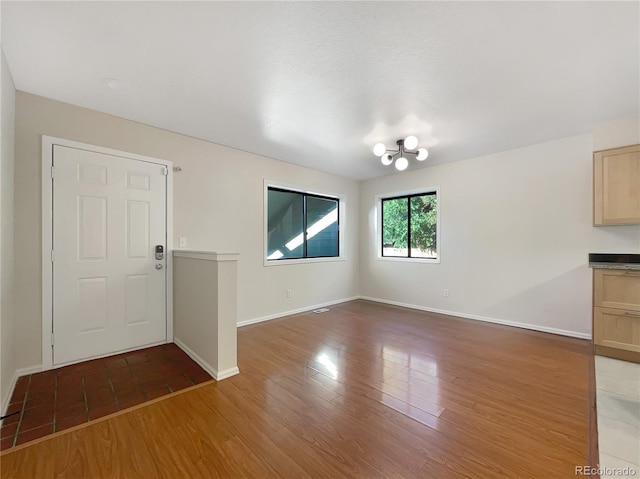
[
  {"x1": 125, "y1": 274, "x2": 149, "y2": 325},
  {"x1": 593, "y1": 269, "x2": 640, "y2": 311},
  {"x1": 126, "y1": 200, "x2": 150, "y2": 259},
  {"x1": 594, "y1": 307, "x2": 640, "y2": 353},
  {"x1": 53, "y1": 145, "x2": 167, "y2": 365},
  {"x1": 78, "y1": 195, "x2": 107, "y2": 260},
  {"x1": 77, "y1": 276, "x2": 108, "y2": 332}
]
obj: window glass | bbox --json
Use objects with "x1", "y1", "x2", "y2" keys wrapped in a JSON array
[
  {"x1": 267, "y1": 187, "x2": 339, "y2": 261},
  {"x1": 306, "y1": 196, "x2": 339, "y2": 258},
  {"x1": 410, "y1": 194, "x2": 437, "y2": 258},
  {"x1": 382, "y1": 197, "x2": 408, "y2": 257},
  {"x1": 267, "y1": 189, "x2": 304, "y2": 259},
  {"x1": 382, "y1": 192, "x2": 437, "y2": 260}
]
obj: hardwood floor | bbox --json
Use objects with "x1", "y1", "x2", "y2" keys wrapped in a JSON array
[{"x1": 0, "y1": 300, "x2": 594, "y2": 478}]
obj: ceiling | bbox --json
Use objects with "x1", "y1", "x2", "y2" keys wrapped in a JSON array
[{"x1": 2, "y1": 1, "x2": 638, "y2": 180}]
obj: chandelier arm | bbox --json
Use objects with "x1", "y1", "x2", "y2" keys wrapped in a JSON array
[{"x1": 377, "y1": 137, "x2": 428, "y2": 168}]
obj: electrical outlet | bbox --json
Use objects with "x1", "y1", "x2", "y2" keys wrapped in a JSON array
[
  {"x1": 443, "y1": 289, "x2": 449, "y2": 297},
  {"x1": 287, "y1": 289, "x2": 292, "y2": 298},
  {"x1": 179, "y1": 237, "x2": 187, "y2": 248}
]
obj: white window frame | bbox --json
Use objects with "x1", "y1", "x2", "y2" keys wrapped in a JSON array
[
  {"x1": 376, "y1": 186, "x2": 441, "y2": 264},
  {"x1": 264, "y1": 180, "x2": 346, "y2": 266}
]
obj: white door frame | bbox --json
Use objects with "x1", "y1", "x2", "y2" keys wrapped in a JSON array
[{"x1": 41, "y1": 136, "x2": 174, "y2": 370}]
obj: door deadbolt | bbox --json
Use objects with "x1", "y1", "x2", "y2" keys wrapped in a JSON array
[{"x1": 155, "y1": 245, "x2": 164, "y2": 260}]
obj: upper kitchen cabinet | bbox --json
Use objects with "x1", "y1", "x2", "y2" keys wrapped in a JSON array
[{"x1": 594, "y1": 144, "x2": 640, "y2": 225}]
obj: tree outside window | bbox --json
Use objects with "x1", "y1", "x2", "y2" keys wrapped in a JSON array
[{"x1": 382, "y1": 192, "x2": 437, "y2": 259}]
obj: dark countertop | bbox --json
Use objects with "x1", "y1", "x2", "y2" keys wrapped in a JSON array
[
  {"x1": 589, "y1": 253, "x2": 640, "y2": 270},
  {"x1": 589, "y1": 263, "x2": 640, "y2": 270}
]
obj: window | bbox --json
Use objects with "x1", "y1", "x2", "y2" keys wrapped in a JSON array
[
  {"x1": 381, "y1": 191, "x2": 438, "y2": 260},
  {"x1": 266, "y1": 187, "x2": 339, "y2": 261}
]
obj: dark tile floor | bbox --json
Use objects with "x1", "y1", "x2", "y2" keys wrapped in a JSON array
[{"x1": 0, "y1": 343, "x2": 212, "y2": 450}]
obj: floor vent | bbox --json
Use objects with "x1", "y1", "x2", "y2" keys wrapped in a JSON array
[{"x1": 313, "y1": 308, "x2": 330, "y2": 314}]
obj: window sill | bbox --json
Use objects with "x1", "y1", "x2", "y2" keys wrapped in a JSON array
[
  {"x1": 376, "y1": 256, "x2": 440, "y2": 264},
  {"x1": 264, "y1": 256, "x2": 346, "y2": 267}
]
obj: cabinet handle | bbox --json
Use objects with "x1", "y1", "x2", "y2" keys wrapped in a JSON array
[{"x1": 624, "y1": 311, "x2": 640, "y2": 317}]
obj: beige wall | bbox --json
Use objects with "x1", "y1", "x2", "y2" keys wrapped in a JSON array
[
  {"x1": 173, "y1": 257, "x2": 220, "y2": 372},
  {"x1": 14, "y1": 92, "x2": 360, "y2": 370},
  {"x1": 1, "y1": 50, "x2": 16, "y2": 408},
  {"x1": 593, "y1": 115, "x2": 640, "y2": 151},
  {"x1": 173, "y1": 254, "x2": 238, "y2": 377},
  {"x1": 359, "y1": 122, "x2": 640, "y2": 337}
]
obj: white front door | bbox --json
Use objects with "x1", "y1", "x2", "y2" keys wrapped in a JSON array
[{"x1": 52, "y1": 145, "x2": 167, "y2": 365}]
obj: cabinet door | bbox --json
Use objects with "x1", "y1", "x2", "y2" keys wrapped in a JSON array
[
  {"x1": 594, "y1": 144, "x2": 640, "y2": 225},
  {"x1": 594, "y1": 307, "x2": 640, "y2": 352},
  {"x1": 593, "y1": 269, "x2": 640, "y2": 311}
]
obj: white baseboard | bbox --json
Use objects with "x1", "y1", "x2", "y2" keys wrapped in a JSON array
[
  {"x1": 358, "y1": 296, "x2": 591, "y2": 340},
  {"x1": 235, "y1": 294, "x2": 590, "y2": 340},
  {"x1": 173, "y1": 338, "x2": 239, "y2": 381},
  {"x1": 1, "y1": 365, "x2": 42, "y2": 418},
  {"x1": 216, "y1": 367, "x2": 240, "y2": 381},
  {"x1": 237, "y1": 296, "x2": 360, "y2": 328}
]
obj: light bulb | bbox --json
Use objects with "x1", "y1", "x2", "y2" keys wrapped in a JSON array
[
  {"x1": 373, "y1": 143, "x2": 386, "y2": 157},
  {"x1": 395, "y1": 157, "x2": 408, "y2": 171},
  {"x1": 381, "y1": 154, "x2": 393, "y2": 166},
  {"x1": 404, "y1": 135, "x2": 418, "y2": 150},
  {"x1": 416, "y1": 148, "x2": 429, "y2": 161}
]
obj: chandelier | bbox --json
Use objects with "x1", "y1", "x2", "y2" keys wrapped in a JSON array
[{"x1": 373, "y1": 136, "x2": 429, "y2": 171}]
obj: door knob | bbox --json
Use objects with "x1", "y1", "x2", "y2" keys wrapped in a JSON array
[{"x1": 155, "y1": 264, "x2": 163, "y2": 270}]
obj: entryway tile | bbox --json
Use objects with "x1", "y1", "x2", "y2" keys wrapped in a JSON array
[{"x1": 0, "y1": 343, "x2": 212, "y2": 450}]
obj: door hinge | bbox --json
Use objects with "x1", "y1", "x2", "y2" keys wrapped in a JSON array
[
  {"x1": 163, "y1": 167, "x2": 168, "y2": 176},
  {"x1": 51, "y1": 249, "x2": 55, "y2": 262},
  {"x1": 51, "y1": 166, "x2": 55, "y2": 179},
  {"x1": 50, "y1": 333, "x2": 54, "y2": 347}
]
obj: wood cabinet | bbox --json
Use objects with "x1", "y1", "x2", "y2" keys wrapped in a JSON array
[
  {"x1": 593, "y1": 144, "x2": 640, "y2": 225},
  {"x1": 593, "y1": 268, "x2": 640, "y2": 362}
]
